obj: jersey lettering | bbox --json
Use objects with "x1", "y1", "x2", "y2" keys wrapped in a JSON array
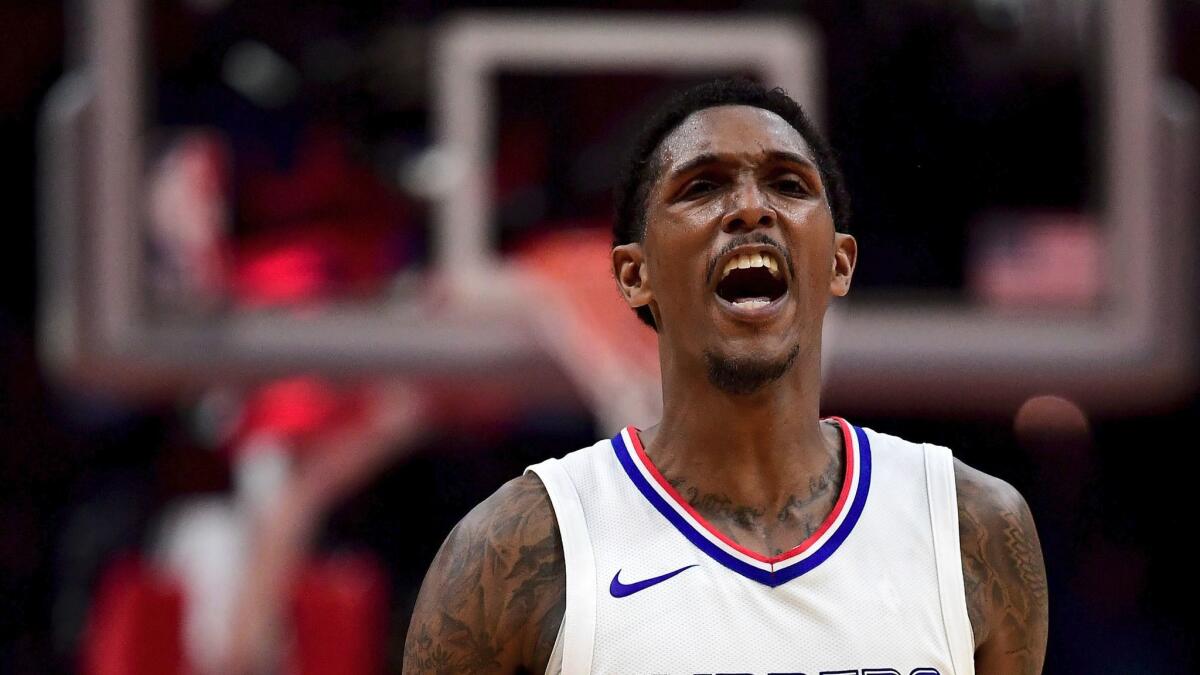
[{"x1": 691, "y1": 669, "x2": 941, "y2": 675}]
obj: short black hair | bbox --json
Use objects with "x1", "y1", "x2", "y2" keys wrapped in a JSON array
[{"x1": 613, "y1": 77, "x2": 850, "y2": 329}]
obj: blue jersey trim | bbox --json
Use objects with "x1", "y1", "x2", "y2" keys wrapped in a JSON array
[{"x1": 611, "y1": 424, "x2": 872, "y2": 588}]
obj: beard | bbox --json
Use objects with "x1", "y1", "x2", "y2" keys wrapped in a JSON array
[{"x1": 703, "y1": 343, "x2": 802, "y2": 396}]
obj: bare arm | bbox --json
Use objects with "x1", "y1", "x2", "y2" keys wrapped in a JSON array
[
  {"x1": 955, "y1": 459, "x2": 1049, "y2": 675},
  {"x1": 403, "y1": 473, "x2": 566, "y2": 674}
]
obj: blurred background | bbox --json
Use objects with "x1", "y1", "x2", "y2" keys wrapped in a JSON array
[{"x1": 4, "y1": 0, "x2": 1199, "y2": 672}]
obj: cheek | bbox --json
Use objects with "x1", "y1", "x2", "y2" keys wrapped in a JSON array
[
  {"x1": 646, "y1": 217, "x2": 710, "y2": 296},
  {"x1": 781, "y1": 202, "x2": 836, "y2": 273},
  {"x1": 682, "y1": 198, "x2": 727, "y2": 224},
  {"x1": 790, "y1": 237, "x2": 836, "y2": 294},
  {"x1": 651, "y1": 254, "x2": 704, "y2": 313},
  {"x1": 807, "y1": 242, "x2": 835, "y2": 280}
]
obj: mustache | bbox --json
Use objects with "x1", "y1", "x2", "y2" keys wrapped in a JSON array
[{"x1": 705, "y1": 233, "x2": 794, "y2": 286}]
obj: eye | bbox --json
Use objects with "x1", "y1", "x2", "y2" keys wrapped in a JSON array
[
  {"x1": 679, "y1": 179, "x2": 719, "y2": 199},
  {"x1": 772, "y1": 176, "x2": 809, "y2": 197}
]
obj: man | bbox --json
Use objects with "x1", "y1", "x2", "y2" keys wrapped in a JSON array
[{"x1": 403, "y1": 79, "x2": 1048, "y2": 675}]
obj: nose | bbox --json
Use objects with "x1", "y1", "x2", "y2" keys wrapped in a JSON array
[{"x1": 719, "y1": 178, "x2": 776, "y2": 233}]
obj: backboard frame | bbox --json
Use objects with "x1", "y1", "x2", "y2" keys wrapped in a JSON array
[{"x1": 39, "y1": 2, "x2": 1195, "y2": 414}]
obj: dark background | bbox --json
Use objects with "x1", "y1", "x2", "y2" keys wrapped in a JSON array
[{"x1": 3, "y1": 1, "x2": 1199, "y2": 673}]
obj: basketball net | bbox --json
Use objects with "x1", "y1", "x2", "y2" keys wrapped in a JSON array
[{"x1": 514, "y1": 227, "x2": 662, "y2": 436}]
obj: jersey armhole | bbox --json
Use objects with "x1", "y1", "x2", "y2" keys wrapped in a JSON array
[
  {"x1": 544, "y1": 614, "x2": 565, "y2": 675},
  {"x1": 526, "y1": 459, "x2": 596, "y2": 675},
  {"x1": 923, "y1": 443, "x2": 977, "y2": 675}
]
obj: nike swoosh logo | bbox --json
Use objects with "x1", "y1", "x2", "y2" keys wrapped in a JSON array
[{"x1": 609, "y1": 565, "x2": 697, "y2": 598}]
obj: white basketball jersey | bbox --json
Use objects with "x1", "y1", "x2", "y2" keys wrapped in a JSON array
[{"x1": 526, "y1": 417, "x2": 975, "y2": 675}]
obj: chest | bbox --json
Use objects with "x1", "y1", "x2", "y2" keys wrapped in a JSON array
[
  {"x1": 535, "y1": 425, "x2": 976, "y2": 675},
  {"x1": 587, "y1": 516, "x2": 953, "y2": 674},
  {"x1": 583, "y1": 447, "x2": 950, "y2": 673}
]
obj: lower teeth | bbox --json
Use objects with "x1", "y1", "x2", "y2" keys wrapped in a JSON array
[{"x1": 732, "y1": 299, "x2": 770, "y2": 309}]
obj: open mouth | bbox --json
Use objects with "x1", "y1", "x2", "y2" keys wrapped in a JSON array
[{"x1": 714, "y1": 250, "x2": 788, "y2": 310}]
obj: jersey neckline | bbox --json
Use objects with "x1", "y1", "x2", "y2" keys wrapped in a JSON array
[{"x1": 610, "y1": 416, "x2": 872, "y2": 587}]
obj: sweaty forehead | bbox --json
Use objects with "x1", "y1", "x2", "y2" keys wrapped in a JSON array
[{"x1": 655, "y1": 104, "x2": 814, "y2": 173}]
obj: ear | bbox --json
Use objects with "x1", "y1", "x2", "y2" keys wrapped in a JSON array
[
  {"x1": 830, "y1": 233, "x2": 857, "y2": 297},
  {"x1": 612, "y1": 242, "x2": 654, "y2": 310}
]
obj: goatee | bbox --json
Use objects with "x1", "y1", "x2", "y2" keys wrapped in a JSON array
[{"x1": 703, "y1": 343, "x2": 802, "y2": 395}]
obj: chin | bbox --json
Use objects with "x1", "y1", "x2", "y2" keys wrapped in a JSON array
[{"x1": 703, "y1": 342, "x2": 803, "y2": 396}]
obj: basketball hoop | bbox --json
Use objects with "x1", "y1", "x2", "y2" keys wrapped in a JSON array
[{"x1": 513, "y1": 227, "x2": 662, "y2": 435}]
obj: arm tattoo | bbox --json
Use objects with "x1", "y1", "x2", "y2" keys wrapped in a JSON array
[
  {"x1": 956, "y1": 461, "x2": 1049, "y2": 675},
  {"x1": 403, "y1": 474, "x2": 565, "y2": 674},
  {"x1": 957, "y1": 491, "x2": 994, "y2": 648},
  {"x1": 994, "y1": 505, "x2": 1049, "y2": 667}
]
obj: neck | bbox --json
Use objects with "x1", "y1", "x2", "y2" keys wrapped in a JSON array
[{"x1": 641, "y1": 339, "x2": 836, "y2": 516}]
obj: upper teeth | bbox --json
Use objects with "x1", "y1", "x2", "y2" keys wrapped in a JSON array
[{"x1": 722, "y1": 252, "x2": 781, "y2": 280}]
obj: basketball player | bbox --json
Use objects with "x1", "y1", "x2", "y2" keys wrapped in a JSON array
[{"x1": 403, "y1": 79, "x2": 1048, "y2": 675}]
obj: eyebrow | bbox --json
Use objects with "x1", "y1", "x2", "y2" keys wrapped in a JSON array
[{"x1": 666, "y1": 150, "x2": 817, "y2": 181}]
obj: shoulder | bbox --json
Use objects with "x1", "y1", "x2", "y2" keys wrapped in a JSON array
[
  {"x1": 403, "y1": 472, "x2": 565, "y2": 674},
  {"x1": 952, "y1": 457, "x2": 1049, "y2": 674},
  {"x1": 952, "y1": 456, "x2": 1030, "y2": 527},
  {"x1": 463, "y1": 471, "x2": 561, "y2": 549}
]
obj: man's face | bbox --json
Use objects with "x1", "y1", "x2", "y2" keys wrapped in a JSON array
[{"x1": 614, "y1": 105, "x2": 856, "y2": 387}]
